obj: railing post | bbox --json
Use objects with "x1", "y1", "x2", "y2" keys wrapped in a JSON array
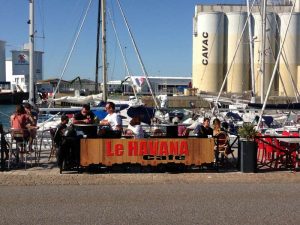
[{"x1": 0, "y1": 124, "x2": 5, "y2": 171}]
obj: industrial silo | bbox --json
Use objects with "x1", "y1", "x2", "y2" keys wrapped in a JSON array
[
  {"x1": 0, "y1": 40, "x2": 5, "y2": 82},
  {"x1": 226, "y1": 12, "x2": 250, "y2": 93},
  {"x1": 192, "y1": 12, "x2": 224, "y2": 93},
  {"x1": 278, "y1": 12, "x2": 300, "y2": 97},
  {"x1": 253, "y1": 12, "x2": 277, "y2": 97}
]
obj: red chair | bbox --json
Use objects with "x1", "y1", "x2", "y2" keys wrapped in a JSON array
[
  {"x1": 282, "y1": 131, "x2": 290, "y2": 136},
  {"x1": 264, "y1": 136, "x2": 275, "y2": 163},
  {"x1": 256, "y1": 133, "x2": 265, "y2": 163}
]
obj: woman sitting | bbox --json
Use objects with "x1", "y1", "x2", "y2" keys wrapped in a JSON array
[
  {"x1": 213, "y1": 118, "x2": 232, "y2": 164},
  {"x1": 10, "y1": 105, "x2": 30, "y2": 140},
  {"x1": 125, "y1": 116, "x2": 144, "y2": 139}
]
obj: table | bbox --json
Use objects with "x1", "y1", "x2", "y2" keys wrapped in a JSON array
[{"x1": 73, "y1": 124, "x2": 98, "y2": 137}]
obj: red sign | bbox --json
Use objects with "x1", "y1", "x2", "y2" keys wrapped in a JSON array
[{"x1": 105, "y1": 140, "x2": 189, "y2": 157}]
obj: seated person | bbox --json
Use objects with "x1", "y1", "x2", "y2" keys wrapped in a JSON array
[
  {"x1": 72, "y1": 104, "x2": 95, "y2": 124},
  {"x1": 213, "y1": 118, "x2": 232, "y2": 162},
  {"x1": 126, "y1": 116, "x2": 144, "y2": 139},
  {"x1": 99, "y1": 102, "x2": 122, "y2": 137},
  {"x1": 54, "y1": 115, "x2": 69, "y2": 147},
  {"x1": 194, "y1": 117, "x2": 213, "y2": 138},
  {"x1": 23, "y1": 103, "x2": 39, "y2": 152},
  {"x1": 213, "y1": 118, "x2": 222, "y2": 136},
  {"x1": 0, "y1": 124, "x2": 9, "y2": 160},
  {"x1": 10, "y1": 105, "x2": 30, "y2": 140}
]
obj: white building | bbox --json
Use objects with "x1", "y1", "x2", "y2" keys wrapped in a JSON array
[{"x1": 107, "y1": 76, "x2": 192, "y2": 95}]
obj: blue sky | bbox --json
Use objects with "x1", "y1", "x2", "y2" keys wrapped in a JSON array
[{"x1": 0, "y1": 0, "x2": 244, "y2": 81}]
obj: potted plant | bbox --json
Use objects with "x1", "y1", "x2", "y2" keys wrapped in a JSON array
[{"x1": 237, "y1": 123, "x2": 258, "y2": 173}]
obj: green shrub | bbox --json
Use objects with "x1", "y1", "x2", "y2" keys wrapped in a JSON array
[{"x1": 238, "y1": 123, "x2": 258, "y2": 141}]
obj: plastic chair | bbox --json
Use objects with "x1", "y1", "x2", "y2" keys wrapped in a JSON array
[{"x1": 256, "y1": 133, "x2": 265, "y2": 163}]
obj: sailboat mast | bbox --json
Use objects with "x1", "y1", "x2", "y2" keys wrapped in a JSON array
[
  {"x1": 247, "y1": 0, "x2": 255, "y2": 103},
  {"x1": 260, "y1": 0, "x2": 267, "y2": 103},
  {"x1": 95, "y1": 0, "x2": 101, "y2": 93},
  {"x1": 29, "y1": 0, "x2": 35, "y2": 104},
  {"x1": 101, "y1": 0, "x2": 108, "y2": 102}
]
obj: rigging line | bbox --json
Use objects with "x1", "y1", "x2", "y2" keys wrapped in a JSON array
[
  {"x1": 266, "y1": 6, "x2": 299, "y2": 100},
  {"x1": 51, "y1": 0, "x2": 93, "y2": 104},
  {"x1": 268, "y1": 34, "x2": 299, "y2": 101},
  {"x1": 267, "y1": 36, "x2": 289, "y2": 102},
  {"x1": 256, "y1": 1, "x2": 296, "y2": 130},
  {"x1": 116, "y1": 0, "x2": 159, "y2": 110},
  {"x1": 36, "y1": 0, "x2": 45, "y2": 52},
  {"x1": 0, "y1": 111, "x2": 10, "y2": 118},
  {"x1": 214, "y1": 0, "x2": 257, "y2": 112},
  {"x1": 107, "y1": 8, "x2": 138, "y2": 99}
]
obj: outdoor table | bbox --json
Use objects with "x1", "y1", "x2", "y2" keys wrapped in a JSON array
[
  {"x1": 257, "y1": 135, "x2": 300, "y2": 170},
  {"x1": 277, "y1": 137, "x2": 300, "y2": 169},
  {"x1": 73, "y1": 124, "x2": 98, "y2": 137}
]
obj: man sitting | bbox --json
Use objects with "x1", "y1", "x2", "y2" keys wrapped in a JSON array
[
  {"x1": 194, "y1": 117, "x2": 213, "y2": 138},
  {"x1": 99, "y1": 102, "x2": 122, "y2": 137},
  {"x1": 72, "y1": 104, "x2": 95, "y2": 124}
]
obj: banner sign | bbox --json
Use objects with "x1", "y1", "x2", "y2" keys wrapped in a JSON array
[
  {"x1": 80, "y1": 138, "x2": 214, "y2": 166},
  {"x1": 12, "y1": 50, "x2": 43, "y2": 79}
]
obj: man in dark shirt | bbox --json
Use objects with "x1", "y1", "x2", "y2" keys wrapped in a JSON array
[
  {"x1": 73, "y1": 104, "x2": 95, "y2": 124},
  {"x1": 195, "y1": 117, "x2": 213, "y2": 138}
]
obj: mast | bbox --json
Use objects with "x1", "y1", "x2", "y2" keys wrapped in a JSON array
[
  {"x1": 260, "y1": 0, "x2": 267, "y2": 103},
  {"x1": 95, "y1": 0, "x2": 101, "y2": 93},
  {"x1": 29, "y1": 0, "x2": 35, "y2": 104},
  {"x1": 247, "y1": 0, "x2": 255, "y2": 103},
  {"x1": 101, "y1": 0, "x2": 108, "y2": 102}
]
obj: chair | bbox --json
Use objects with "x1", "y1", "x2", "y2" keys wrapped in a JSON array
[
  {"x1": 214, "y1": 132, "x2": 235, "y2": 166},
  {"x1": 8, "y1": 128, "x2": 33, "y2": 169},
  {"x1": 48, "y1": 128, "x2": 58, "y2": 161},
  {"x1": 256, "y1": 133, "x2": 265, "y2": 163}
]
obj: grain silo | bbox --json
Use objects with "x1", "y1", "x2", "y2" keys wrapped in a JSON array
[
  {"x1": 192, "y1": 12, "x2": 224, "y2": 93},
  {"x1": 278, "y1": 12, "x2": 300, "y2": 97},
  {"x1": 0, "y1": 40, "x2": 5, "y2": 82},
  {"x1": 253, "y1": 12, "x2": 277, "y2": 97},
  {"x1": 226, "y1": 12, "x2": 250, "y2": 93}
]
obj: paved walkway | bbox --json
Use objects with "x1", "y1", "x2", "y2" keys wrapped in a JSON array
[
  {"x1": 1, "y1": 141, "x2": 300, "y2": 186},
  {"x1": 1, "y1": 168, "x2": 300, "y2": 186}
]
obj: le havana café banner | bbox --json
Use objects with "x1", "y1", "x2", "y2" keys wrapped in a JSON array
[{"x1": 80, "y1": 138, "x2": 214, "y2": 166}]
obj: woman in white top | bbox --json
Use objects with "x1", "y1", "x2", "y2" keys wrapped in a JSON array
[{"x1": 126, "y1": 116, "x2": 144, "y2": 139}]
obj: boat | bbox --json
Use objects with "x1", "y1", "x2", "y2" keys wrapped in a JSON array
[{"x1": 0, "y1": 83, "x2": 29, "y2": 104}]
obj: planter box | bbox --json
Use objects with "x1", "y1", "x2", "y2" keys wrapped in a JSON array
[{"x1": 239, "y1": 140, "x2": 257, "y2": 173}]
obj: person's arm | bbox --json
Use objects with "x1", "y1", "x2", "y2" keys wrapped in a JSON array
[
  {"x1": 73, "y1": 113, "x2": 89, "y2": 124},
  {"x1": 99, "y1": 119, "x2": 110, "y2": 126},
  {"x1": 115, "y1": 115, "x2": 122, "y2": 131},
  {"x1": 10, "y1": 115, "x2": 14, "y2": 127}
]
